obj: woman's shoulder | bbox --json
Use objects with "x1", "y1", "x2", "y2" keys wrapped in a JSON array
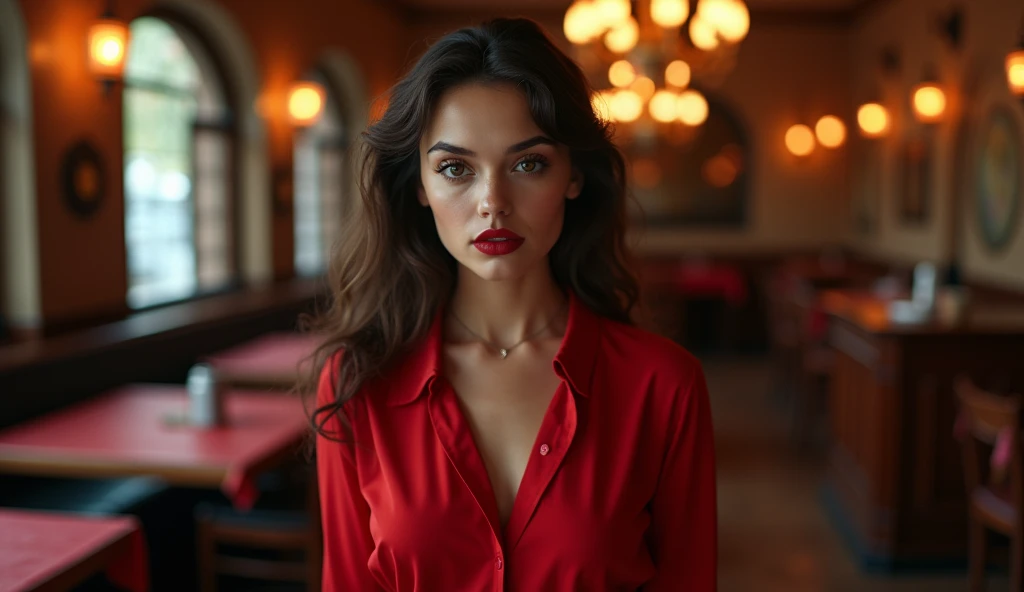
[{"x1": 598, "y1": 316, "x2": 704, "y2": 387}]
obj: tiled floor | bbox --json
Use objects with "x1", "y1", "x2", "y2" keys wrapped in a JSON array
[{"x1": 707, "y1": 356, "x2": 1007, "y2": 592}]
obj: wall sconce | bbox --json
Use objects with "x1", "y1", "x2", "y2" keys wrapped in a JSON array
[
  {"x1": 287, "y1": 81, "x2": 326, "y2": 126},
  {"x1": 856, "y1": 102, "x2": 890, "y2": 138},
  {"x1": 87, "y1": 1, "x2": 130, "y2": 94},
  {"x1": 785, "y1": 124, "x2": 815, "y2": 157},
  {"x1": 1008, "y1": 18, "x2": 1024, "y2": 96},
  {"x1": 814, "y1": 115, "x2": 846, "y2": 148},
  {"x1": 911, "y1": 70, "x2": 946, "y2": 124}
]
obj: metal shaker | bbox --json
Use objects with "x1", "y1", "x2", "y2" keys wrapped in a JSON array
[{"x1": 187, "y1": 363, "x2": 225, "y2": 427}]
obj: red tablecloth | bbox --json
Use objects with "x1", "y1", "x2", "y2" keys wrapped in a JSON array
[
  {"x1": 0, "y1": 386, "x2": 308, "y2": 509},
  {"x1": 0, "y1": 508, "x2": 147, "y2": 592},
  {"x1": 204, "y1": 333, "x2": 320, "y2": 388},
  {"x1": 674, "y1": 264, "x2": 748, "y2": 306}
]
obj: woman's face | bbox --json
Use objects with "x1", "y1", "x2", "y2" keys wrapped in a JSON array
[{"x1": 418, "y1": 82, "x2": 583, "y2": 282}]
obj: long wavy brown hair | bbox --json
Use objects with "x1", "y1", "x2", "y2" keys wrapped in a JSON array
[{"x1": 300, "y1": 17, "x2": 639, "y2": 441}]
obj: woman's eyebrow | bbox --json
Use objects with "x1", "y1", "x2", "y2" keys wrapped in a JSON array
[{"x1": 425, "y1": 135, "x2": 556, "y2": 156}]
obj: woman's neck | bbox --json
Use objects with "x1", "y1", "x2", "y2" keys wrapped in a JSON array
[{"x1": 446, "y1": 265, "x2": 567, "y2": 346}]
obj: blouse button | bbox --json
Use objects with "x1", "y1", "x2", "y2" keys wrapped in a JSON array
[
  {"x1": 496, "y1": 555, "x2": 503, "y2": 570},
  {"x1": 539, "y1": 444, "x2": 550, "y2": 456}
]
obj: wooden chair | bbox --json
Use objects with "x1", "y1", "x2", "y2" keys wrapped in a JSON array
[
  {"x1": 196, "y1": 465, "x2": 321, "y2": 592},
  {"x1": 954, "y1": 375, "x2": 1024, "y2": 591}
]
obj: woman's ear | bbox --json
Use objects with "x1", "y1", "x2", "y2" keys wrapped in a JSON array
[
  {"x1": 566, "y1": 168, "x2": 584, "y2": 200},
  {"x1": 417, "y1": 182, "x2": 429, "y2": 207}
]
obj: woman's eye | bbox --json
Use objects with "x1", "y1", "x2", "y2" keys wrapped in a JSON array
[
  {"x1": 515, "y1": 159, "x2": 546, "y2": 173},
  {"x1": 444, "y1": 163, "x2": 466, "y2": 177}
]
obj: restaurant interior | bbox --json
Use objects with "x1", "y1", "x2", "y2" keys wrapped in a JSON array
[{"x1": 2, "y1": 0, "x2": 1024, "y2": 590}]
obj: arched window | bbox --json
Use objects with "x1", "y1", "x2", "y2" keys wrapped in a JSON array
[
  {"x1": 123, "y1": 16, "x2": 235, "y2": 309},
  {"x1": 628, "y1": 96, "x2": 750, "y2": 228},
  {"x1": 1, "y1": 0, "x2": 39, "y2": 337},
  {"x1": 293, "y1": 73, "x2": 346, "y2": 277}
]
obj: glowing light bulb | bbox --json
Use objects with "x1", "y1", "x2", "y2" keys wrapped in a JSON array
[
  {"x1": 677, "y1": 89, "x2": 709, "y2": 126},
  {"x1": 857, "y1": 103, "x2": 890, "y2": 137},
  {"x1": 665, "y1": 60, "x2": 691, "y2": 88},
  {"x1": 287, "y1": 82, "x2": 326, "y2": 126},
  {"x1": 815, "y1": 115, "x2": 846, "y2": 148},
  {"x1": 785, "y1": 124, "x2": 815, "y2": 156}
]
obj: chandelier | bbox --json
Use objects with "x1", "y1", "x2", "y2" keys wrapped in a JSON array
[{"x1": 563, "y1": 0, "x2": 750, "y2": 145}]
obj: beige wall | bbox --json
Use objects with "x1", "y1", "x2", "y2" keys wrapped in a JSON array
[
  {"x1": 848, "y1": 0, "x2": 1024, "y2": 290},
  {"x1": 638, "y1": 22, "x2": 852, "y2": 255}
]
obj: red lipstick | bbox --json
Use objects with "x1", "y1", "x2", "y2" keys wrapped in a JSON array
[{"x1": 472, "y1": 228, "x2": 524, "y2": 256}]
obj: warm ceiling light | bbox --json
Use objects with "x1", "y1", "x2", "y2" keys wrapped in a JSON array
[
  {"x1": 911, "y1": 81, "x2": 946, "y2": 123},
  {"x1": 677, "y1": 89, "x2": 709, "y2": 126},
  {"x1": 690, "y1": 16, "x2": 720, "y2": 51},
  {"x1": 649, "y1": 90, "x2": 680, "y2": 123},
  {"x1": 608, "y1": 60, "x2": 636, "y2": 88},
  {"x1": 595, "y1": 0, "x2": 631, "y2": 28},
  {"x1": 651, "y1": 0, "x2": 690, "y2": 28},
  {"x1": 815, "y1": 115, "x2": 846, "y2": 148},
  {"x1": 785, "y1": 124, "x2": 815, "y2": 156},
  {"x1": 1007, "y1": 49, "x2": 1024, "y2": 96},
  {"x1": 563, "y1": 1, "x2": 603, "y2": 44},
  {"x1": 604, "y1": 16, "x2": 639, "y2": 53},
  {"x1": 857, "y1": 102, "x2": 890, "y2": 138},
  {"x1": 287, "y1": 82, "x2": 326, "y2": 126},
  {"x1": 665, "y1": 60, "x2": 691, "y2": 88},
  {"x1": 87, "y1": 18, "x2": 129, "y2": 81},
  {"x1": 700, "y1": 0, "x2": 749, "y2": 43},
  {"x1": 610, "y1": 90, "x2": 644, "y2": 122},
  {"x1": 630, "y1": 75, "x2": 656, "y2": 101}
]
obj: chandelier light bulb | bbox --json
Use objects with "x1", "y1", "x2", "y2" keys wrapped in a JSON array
[
  {"x1": 563, "y1": 1, "x2": 603, "y2": 45},
  {"x1": 604, "y1": 16, "x2": 639, "y2": 53},
  {"x1": 690, "y1": 16, "x2": 720, "y2": 51},
  {"x1": 650, "y1": 0, "x2": 690, "y2": 28},
  {"x1": 611, "y1": 90, "x2": 644, "y2": 122},
  {"x1": 665, "y1": 60, "x2": 692, "y2": 88},
  {"x1": 608, "y1": 60, "x2": 637, "y2": 88},
  {"x1": 630, "y1": 76, "x2": 656, "y2": 101},
  {"x1": 716, "y1": 1, "x2": 750, "y2": 43},
  {"x1": 677, "y1": 89, "x2": 709, "y2": 126},
  {"x1": 594, "y1": 0, "x2": 631, "y2": 29},
  {"x1": 650, "y1": 90, "x2": 680, "y2": 123}
]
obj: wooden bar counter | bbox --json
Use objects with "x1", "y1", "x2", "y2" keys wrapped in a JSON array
[{"x1": 822, "y1": 291, "x2": 1024, "y2": 569}]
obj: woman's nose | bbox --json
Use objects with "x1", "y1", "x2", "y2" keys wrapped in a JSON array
[{"x1": 477, "y1": 178, "x2": 512, "y2": 218}]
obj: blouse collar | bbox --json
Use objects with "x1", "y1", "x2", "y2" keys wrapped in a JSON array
[{"x1": 384, "y1": 290, "x2": 602, "y2": 406}]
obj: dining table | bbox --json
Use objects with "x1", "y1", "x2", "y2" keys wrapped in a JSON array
[
  {"x1": 0, "y1": 385, "x2": 310, "y2": 510},
  {"x1": 0, "y1": 508, "x2": 147, "y2": 592},
  {"x1": 202, "y1": 332, "x2": 322, "y2": 390}
]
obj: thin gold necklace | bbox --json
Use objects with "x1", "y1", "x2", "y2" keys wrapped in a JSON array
[{"x1": 449, "y1": 302, "x2": 567, "y2": 360}]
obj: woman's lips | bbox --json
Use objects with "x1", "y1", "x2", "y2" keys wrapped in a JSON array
[{"x1": 473, "y1": 228, "x2": 524, "y2": 256}]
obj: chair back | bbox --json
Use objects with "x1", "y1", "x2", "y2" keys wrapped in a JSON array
[{"x1": 954, "y1": 375, "x2": 1023, "y2": 496}]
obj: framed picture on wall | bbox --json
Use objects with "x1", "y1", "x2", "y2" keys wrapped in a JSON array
[
  {"x1": 898, "y1": 137, "x2": 930, "y2": 225},
  {"x1": 972, "y1": 105, "x2": 1022, "y2": 252}
]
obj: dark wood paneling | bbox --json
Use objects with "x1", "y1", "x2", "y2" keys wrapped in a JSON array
[{"x1": 0, "y1": 279, "x2": 325, "y2": 429}]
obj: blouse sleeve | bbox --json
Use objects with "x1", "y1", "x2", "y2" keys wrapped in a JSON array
[
  {"x1": 643, "y1": 363, "x2": 718, "y2": 591},
  {"x1": 315, "y1": 357, "x2": 380, "y2": 591}
]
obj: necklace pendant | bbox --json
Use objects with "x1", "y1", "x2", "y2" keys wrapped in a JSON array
[{"x1": 500, "y1": 348, "x2": 508, "y2": 359}]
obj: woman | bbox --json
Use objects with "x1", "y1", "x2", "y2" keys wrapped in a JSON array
[{"x1": 304, "y1": 17, "x2": 716, "y2": 591}]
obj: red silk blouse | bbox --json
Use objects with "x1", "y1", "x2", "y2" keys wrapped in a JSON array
[{"x1": 316, "y1": 292, "x2": 717, "y2": 591}]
